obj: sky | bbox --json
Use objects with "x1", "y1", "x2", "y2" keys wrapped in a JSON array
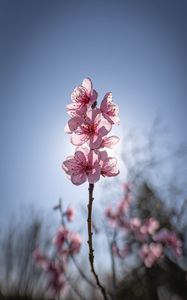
[{"x1": 0, "y1": 0, "x2": 187, "y2": 224}]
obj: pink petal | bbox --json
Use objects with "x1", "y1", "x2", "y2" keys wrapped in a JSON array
[
  {"x1": 64, "y1": 123, "x2": 72, "y2": 134},
  {"x1": 91, "y1": 108, "x2": 101, "y2": 122},
  {"x1": 82, "y1": 77, "x2": 92, "y2": 95},
  {"x1": 99, "y1": 151, "x2": 108, "y2": 162},
  {"x1": 101, "y1": 136, "x2": 120, "y2": 148},
  {"x1": 76, "y1": 145, "x2": 90, "y2": 158},
  {"x1": 88, "y1": 134, "x2": 102, "y2": 149},
  {"x1": 71, "y1": 172, "x2": 87, "y2": 185},
  {"x1": 90, "y1": 89, "x2": 98, "y2": 104},
  {"x1": 86, "y1": 108, "x2": 98, "y2": 122},
  {"x1": 88, "y1": 150, "x2": 100, "y2": 165},
  {"x1": 109, "y1": 115, "x2": 120, "y2": 125},
  {"x1": 88, "y1": 164, "x2": 100, "y2": 184},
  {"x1": 71, "y1": 132, "x2": 89, "y2": 146},
  {"x1": 102, "y1": 157, "x2": 119, "y2": 177},
  {"x1": 65, "y1": 116, "x2": 83, "y2": 133},
  {"x1": 62, "y1": 157, "x2": 77, "y2": 175},
  {"x1": 100, "y1": 92, "x2": 112, "y2": 111},
  {"x1": 97, "y1": 117, "x2": 112, "y2": 136},
  {"x1": 74, "y1": 150, "x2": 86, "y2": 165}
]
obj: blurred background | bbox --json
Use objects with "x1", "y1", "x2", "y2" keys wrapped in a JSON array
[{"x1": 0, "y1": 0, "x2": 187, "y2": 299}]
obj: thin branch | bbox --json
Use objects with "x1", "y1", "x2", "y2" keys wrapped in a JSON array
[
  {"x1": 104, "y1": 223, "x2": 117, "y2": 300},
  {"x1": 64, "y1": 273, "x2": 86, "y2": 300},
  {"x1": 110, "y1": 236, "x2": 117, "y2": 300},
  {"x1": 87, "y1": 183, "x2": 109, "y2": 300}
]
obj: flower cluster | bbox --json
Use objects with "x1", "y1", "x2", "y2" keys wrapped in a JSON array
[
  {"x1": 62, "y1": 78, "x2": 120, "y2": 185},
  {"x1": 33, "y1": 206, "x2": 81, "y2": 297},
  {"x1": 106, "y1": 184, "x2": 183, "y2": 268},
  {"x1": 33, "y1": 249, "x2": 67, "y2": 297}
]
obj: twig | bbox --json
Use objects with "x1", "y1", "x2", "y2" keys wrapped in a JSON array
[
  {"x1": 104, "y1": 224, "x2": 117, "y2": 300},
  {"x1": 87, "y1": 183, "x2": 109, "y2": 300},
  {"x1": 64, "y1": 273, "x2": 86, "y2": 300},
  {"x1": 110, "y1": 237, "x2": 117, "y2": 300}
]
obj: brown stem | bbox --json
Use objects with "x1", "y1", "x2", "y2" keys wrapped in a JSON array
[{"x1": 87, "y1": 183, "x2": 109, "y2": 300}]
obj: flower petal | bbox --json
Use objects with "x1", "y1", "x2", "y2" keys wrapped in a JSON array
[
  {"x1": 71, "y1": 172, "x2": 87, "y2": 185},
  {"x1": 88, "y1": 134, "x2": 102, "y2": 149},
  {"x1": 82, "y1": 77, "x2": 92, "y2": 95},
  {"x1": 71, "y1": 132, "x2": 89, "y2": 146},
  {"x1": 100, "y1": 92, "x2": 112, "y2": 111},
  {"x1": 88, "y1": 164, "x2": 100, "y2": 184},
  {"x1": 90, "y1": 89, "x2": 98, "y2": 104},
  {"x1": 65, "y1": 116, "x2": 83, "y2": 133},
  {"x1": 97, "y1": 118, "x2": 112, "y2": 136},
  {"x1": 101, "y1": 136, "x2": 120, "y2": 148},
  {"x1": 74, "y1": 150, "x2": 87, "y2": 165}
]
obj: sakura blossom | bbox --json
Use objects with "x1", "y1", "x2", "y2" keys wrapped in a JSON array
[
  {"x1": 105, "y1": 184, "x2": 183, "y2": 268},
  {"x1": 153, "y1": 228, "x2": 182, "y2": 256},
  {"x1": 100, "y1": 92, "x2": 120, "y2": 125},
  {"x1": 65, "y1": 206, "x2": 75, "y2": 222},
  {"x1": 139, "y1": 242, "x2": 163, "y2": 268},
  {"x1": 68, "y1": 232, "x2": 82, "y2": 255},
  {"x1": 70, "y1": 108, "x2": 112, "y2": 149},
  {"x1": 67, "y1": 77, "x2": 98, "y2": 117},
  {"x1": 53, "y1": 227, "x2": 69, "y2": 250},
  {"x1": 63, "y1": 77, "x2": 120, "y2": 186},
  {"x1": 62, "y1": 147, "x2": 100, "y2": 185},
  {"x1": 100, "y1": 151, "x2": 119, "y2": 177},
  {"x1": 33, "y1": 204, "x2": 82, "y2": 299},
  {"x1": 33, "y1": 250, "x2": 67, "y2": 297}
]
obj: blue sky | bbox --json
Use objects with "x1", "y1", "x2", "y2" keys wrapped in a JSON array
[{"x1": 0, "y1": 0, "x2": 187, "y2": 223}]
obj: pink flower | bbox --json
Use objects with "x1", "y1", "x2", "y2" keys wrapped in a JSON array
[
  {"x1": 146, "y1": 218, "x2": 160, "y2": 235},
  {"x1": 70, "y1": 108, "x2": 112, "y2": 149},
  {"x1": 33, "y1": 249, "x2": 49, "y2": 270},
  {"x1": 68, "y1": 232, "x2": 82, "y2": 254},
  {"x1": 53, "y1": 227, "x2": 69, "y2": 250},
  {"x1": 64, "y1": 115, "x2": 83, "y2": 134},
  {"x1": 66, "y1": 206, "x2": 74, "y2": 222},
  {"x1": 105, "y1": 207, "x2": 117, "y2": 226},
  {"x1": 47, "y1": 261, "x2": 66, "y2": 297},
  {"x1": 100, "y1": 135, "x2": 120, "y2": 148},
  {"x1": 140, "y1": 242, "x2": 163, "y2": 268},
  {"x1": 62, "y1": 147, "x2": 100, "y2": 185},
  {"x1": 130, "y1": 217, "x2": 142, "y2": 229},
  {"x1": 100, "y1": 92, "x2": 120, "y2": 125},
  {"x1": 100, "y1": 151, "x2": 119, "y2": 177},
  {"x1": 153, "y1": 229, "x2": 182, "y2": 256},
  {"x1": 67, "y1": 77, "x2": 98, "y2": 116}
]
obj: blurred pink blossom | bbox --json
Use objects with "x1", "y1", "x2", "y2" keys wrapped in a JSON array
[
  {"x1": 53, "y1": 227, "x2": 69, "y2": 250},
  {"x1": 32, "y1": 249, "x2": 49, "y2": 270},
  {"x1": 66, "y1": 206, "x2": 75, "y2": 222},
  {"x1": 140, "y1": 242, "x2": 163, "y2": 268},
  {"x1": 68, "y1": 232, "x2": 82, "y2": 255},
  {"x1": 153, "y1": 229, "x2": 182, "y2": 256}
]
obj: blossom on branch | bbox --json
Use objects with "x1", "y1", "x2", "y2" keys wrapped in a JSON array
[
  {"x1": 62, "y1": 147, "x2": 101, "y2": 185},
  {"x1": 67, "y1": 77, "x2": 98, "y2": 117},
  {"x1": 100, "y1": 92, "x2": 120, "y2": 125},
  {"x1": 62, "y1": 77, "x2": 120, "y2": 185}
]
